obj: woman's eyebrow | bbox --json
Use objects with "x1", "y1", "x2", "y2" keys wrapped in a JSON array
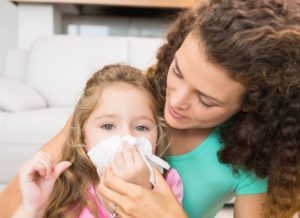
[{"x1": 174, "y1": 56, "x2": 225, "y2": 105}]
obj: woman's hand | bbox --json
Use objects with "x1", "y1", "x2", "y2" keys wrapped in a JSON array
[
  {"x1": 17, "y1": 151, "x2": 71, "y2": 217},
  {"x1": 109, "y1": 143, "x2": 152, "y2": 189},
  {"x1": 97, "y1": 167, "x2": 187, "y2": 218}
]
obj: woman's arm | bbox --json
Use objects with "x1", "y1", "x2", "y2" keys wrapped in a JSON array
[
  {"x1": 98, "y1": 167, "x2": 187, "y2": 218},
  {"x1": 0, "y1": 117, "x2": 71, "y2": 218},
  {"x1": 234, "y1": 193, "x2": 267, "y2": 218}
]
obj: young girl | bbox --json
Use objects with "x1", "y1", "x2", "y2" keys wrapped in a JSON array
[{"x1": 12, "y1": 65, "x2": 182, "y2": 218}]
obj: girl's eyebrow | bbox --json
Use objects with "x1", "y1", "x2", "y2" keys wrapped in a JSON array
[
  {"x1": 134, "y1": 116, "x2": 156, "y2": 123},
  {"x1": 94, "y1": 114, "x2": 156, "y2": 123},
  {"x1": 94, "y1": 114, "x2": 118, "y2": 120},
  {"x1": 174, "y1": 56, "x2": 225, "y2": 105}
]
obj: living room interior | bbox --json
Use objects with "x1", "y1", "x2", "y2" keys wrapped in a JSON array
[{"x1": 0, "y1": 0, "x2": 233, "y2": 217}]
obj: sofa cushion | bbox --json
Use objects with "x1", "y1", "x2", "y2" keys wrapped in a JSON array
[
  {"x1": 26, "y1": 36, "x2": 128, "y2": 107},
  {"x1": 3, "y1": 49, "x2": 28, "y2": 81},
  {"x1": 128, "y1": 37, "x2": 163, "y2": 70},
  {"x1": 0, "y1": 78, "x2": 47, "y2": 112},
  {"x1": 0, "y1": 108, "x2": 73, "y2": 182}
]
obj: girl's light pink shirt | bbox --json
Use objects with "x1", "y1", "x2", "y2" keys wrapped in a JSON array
[{"x1": 79, "y1": 168, "x2": 183, "y2": 217}]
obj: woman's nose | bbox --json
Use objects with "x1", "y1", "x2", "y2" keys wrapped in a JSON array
[{"x1": 170, "y1": 87, "x2": 190, "y2": 110}]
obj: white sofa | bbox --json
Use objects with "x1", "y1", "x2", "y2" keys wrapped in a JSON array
[{"x1": 0, "y1": 35, "x2": 163, "y2": 189}]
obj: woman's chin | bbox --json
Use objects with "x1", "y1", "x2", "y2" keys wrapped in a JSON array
[{"x1": 165, "y1": 114, "x2": 190, "y2": 129}]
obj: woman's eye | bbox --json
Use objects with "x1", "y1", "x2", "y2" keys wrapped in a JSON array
[
  {"x1": 171, "y1": 66, "x2": 182, "y2": 78},
  {"x1": 101, "y1": 124, "x2": 115, "y2": 130},
  {"x1": 198, "y1": 96, "x2": 214, "y2": 108},
  {"x1": 135, "y1": 126, "x2": 149, "y2": 131},
  {"x1": 200, "y1": 99, "x2": 214, "y2": 108}
]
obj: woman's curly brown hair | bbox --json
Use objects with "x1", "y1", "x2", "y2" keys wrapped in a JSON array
[{"x1": 151, "y1": 0, "x2": 300, "y2": 217}]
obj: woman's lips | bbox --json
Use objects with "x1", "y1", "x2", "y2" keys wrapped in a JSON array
[{"x1": 168, "y1": 105, "x2": 188, "y2": 119}]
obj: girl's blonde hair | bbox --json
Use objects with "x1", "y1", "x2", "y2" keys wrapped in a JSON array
[{"x1": 45, "y1": 64, "x2": 168, "y2": 217}]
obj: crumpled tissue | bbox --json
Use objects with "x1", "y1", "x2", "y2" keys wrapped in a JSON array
[{"x1": 87, "y1": 135, "x2": 170, "y2": 185}]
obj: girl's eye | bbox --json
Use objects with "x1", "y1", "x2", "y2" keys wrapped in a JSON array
[
  {"x1": 135, "y1": 126, "x2": 149, "y2": 131},
  {"x1": 101, "y1": 124, "x2": 115, "y2": 130}
]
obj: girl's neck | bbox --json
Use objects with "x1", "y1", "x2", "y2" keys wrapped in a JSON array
[{"x1": 167, "y1": 127, "x2": 215, "y2": 156}]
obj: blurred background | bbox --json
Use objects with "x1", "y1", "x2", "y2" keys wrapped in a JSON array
[{"x1": 0, "y1": 0, "x2": 233, "y2": 216}]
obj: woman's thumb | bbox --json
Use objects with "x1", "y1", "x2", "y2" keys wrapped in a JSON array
[{"x1": 53, "y1": 161, "x2": 72, "y2": 179}]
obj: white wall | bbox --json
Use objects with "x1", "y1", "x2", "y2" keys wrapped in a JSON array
[{"x1": 0, "y1": 0, "x2": 18, "y2": 76}]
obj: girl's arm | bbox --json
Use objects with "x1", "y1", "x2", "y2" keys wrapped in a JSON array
[
  {"x1": 0, "y1": 117, "x2": 71, "y2": 218},
  {"x1": 234, "y1": 193, "x2": 267, "y2": 218}
]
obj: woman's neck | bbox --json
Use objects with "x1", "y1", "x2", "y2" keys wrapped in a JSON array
[{"x1": 167, "y1": 127, "x2": 215, "y2": 156}]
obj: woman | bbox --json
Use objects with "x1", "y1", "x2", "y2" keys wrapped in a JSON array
[
  {"x1": 98, "y1": 0, "x2": 300, "y2": 217},
  {"x1": 1, "y1": 0, "x2": 299, "y2": 217}
]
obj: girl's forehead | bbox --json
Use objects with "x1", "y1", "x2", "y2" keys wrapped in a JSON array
[{"x1": 98, "y1": 83, "x2": 154, "y2": 107}]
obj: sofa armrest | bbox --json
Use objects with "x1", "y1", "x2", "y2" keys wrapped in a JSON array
[
  {"x1": 3, "y1": 49, "x2": 28, "y2": 81},
  {"x1": 0, "y1": 78, "x2": 47, "y2": 112}
]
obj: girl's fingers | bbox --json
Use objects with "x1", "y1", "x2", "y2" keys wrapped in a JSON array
[
  {"x1": 39, "y1": 151, "x2": 53, "y2": 162},
  {"x1": 31, "y1": 151, "x2": 53, "y2": 179},
  {"x1": 22, "y1": 161, "x2": 47, "y2": 184},
  {"x1": 53, "y1": 161, "x2": 72, "y2": 180},
  {"x1": 32, "y1": 162, "x2": 47, "y2": 177},
  {"x1": 39, "y1": 152, "x2": 53, "y2": 172},
  {"x1": 114, "y1": 152, "x2": 125, "y2": 169},
  {"x1": 34, "y1": 159, "x2": 52, "y2": 179},
  {"x1": 131, "y1": 146, "x2": 144, "y2": 166},
  {"x1": 120, "y1": 144, "x2": 135, "y2": 165}
]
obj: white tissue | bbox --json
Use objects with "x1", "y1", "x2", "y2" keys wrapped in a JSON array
[{"x1": 87, "y1": 135, "x2": 170, "y2": 185}]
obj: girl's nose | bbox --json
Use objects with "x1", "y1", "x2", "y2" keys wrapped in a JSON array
[{"x1": 119, "y1": 127, "x2": 133, "y2": 137}]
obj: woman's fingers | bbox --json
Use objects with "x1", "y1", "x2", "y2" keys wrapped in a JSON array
[
  {"x1": 101, "y1": 167, "x2": 144, "y2": 197},
  {"x1": 152, "y1": 167, "x2": 173, "y2": 193},
  {"x1": 97, "y1": 173, "x2": 127, "y2": 211},
  {"x1": 114, "y1": 204, "x2": 131, "y2": 218}
]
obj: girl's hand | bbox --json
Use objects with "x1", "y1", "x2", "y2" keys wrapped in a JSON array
[
  {"x1": 97, "y1": 167, "x2": 187, "y2": 218},
  {"x1": 18, "y1": 151, "x2": 71, "y2": 216},
  {"x1": 109, "y1": 143, "x2": 152, "y2": 189}
]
